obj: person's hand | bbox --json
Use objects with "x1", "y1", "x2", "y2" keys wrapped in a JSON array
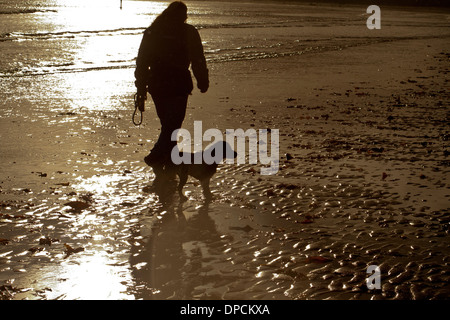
[
  {"x1": 135, "y1": 90, "x2": 146, "y2": 112},
  {"x1": 137, "y1": 87, "x2": 147, "y2": 100},
  {"x1": 198, "y1": 83, "x2": 209, "y2": 93},
  {"x1": 136, "y1": 97, "x2": 145, "y2": 112}
]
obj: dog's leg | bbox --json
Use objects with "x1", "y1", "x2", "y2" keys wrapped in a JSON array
[
  {"x1": 200, "y1": 178, "x2": 213, "y2": 201},
  {"x1": 177, "y1": 168, "x2": 189, "y2": 202}
]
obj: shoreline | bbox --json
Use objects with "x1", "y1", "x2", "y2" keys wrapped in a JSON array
[{"x1": 254, "y1": 0, "x2": 450, "y2": 9}]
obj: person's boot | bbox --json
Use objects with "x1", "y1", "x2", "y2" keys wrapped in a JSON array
[
  {"x1": 143, "y1": 152, "x2": 165, "y2": 189},
  {"x1": 144, "y1": 152, "x2": 160, "y2": 167}
]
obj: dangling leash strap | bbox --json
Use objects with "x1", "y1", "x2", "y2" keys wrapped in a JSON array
[{"x1": 132, "y1": 93, "x2": 144, "y2": 126}]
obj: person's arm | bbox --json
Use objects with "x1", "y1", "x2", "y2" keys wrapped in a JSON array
[
  {"x1": 188, "y1": 26, "x2": 209, "y2": 93},
  {"x1": 135, "y1": 28, "x2": 152, "y2": 98}
]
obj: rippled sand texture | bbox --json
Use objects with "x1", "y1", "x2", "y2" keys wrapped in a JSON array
[
  {"x1": 1, "y1": 3, "x2": 450, "y2": 299},
  {"x1": 181, "y1": 38, "x2": 449, "y2": 300}
]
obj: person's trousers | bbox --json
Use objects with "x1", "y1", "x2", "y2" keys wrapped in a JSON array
[{"x1": 147, "y1": 94, "x2": 189, "y2": 166}]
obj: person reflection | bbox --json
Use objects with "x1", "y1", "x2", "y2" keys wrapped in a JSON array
[
  {"x1": 129, "y1": 203, "x2": 226, "y2": 299},
  {"x1": 135, "y1": 1, "x2": 209, "y2": 194}
]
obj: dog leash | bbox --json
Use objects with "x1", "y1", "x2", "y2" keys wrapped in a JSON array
[{"x1": 132, "y1": 93, "x2": 144, "y2": 126}]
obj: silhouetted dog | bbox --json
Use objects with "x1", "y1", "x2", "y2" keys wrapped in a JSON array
[{"x1": 175, "y1": 141, "x2": 237, "y2": 201}]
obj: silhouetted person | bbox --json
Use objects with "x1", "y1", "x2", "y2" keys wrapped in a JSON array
[{"x1": 135, "y1": 1, "x2": 209, "y2": 189}]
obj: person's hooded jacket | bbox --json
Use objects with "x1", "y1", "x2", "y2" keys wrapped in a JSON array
[{"x1": 135, "y1": 17, "x2": 209, "y2": 97}]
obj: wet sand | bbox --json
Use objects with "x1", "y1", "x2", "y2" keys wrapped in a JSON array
[{"x1": 1, "y1": 35, "x2": 449, "y2": 299}]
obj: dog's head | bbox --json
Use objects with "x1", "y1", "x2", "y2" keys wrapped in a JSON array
[
  {"x1": 208, "y1": 140, "x2": 237, "y2": 161},
  {"x1": 218, "y1": 140, "x2": 238, "y2": 159}
]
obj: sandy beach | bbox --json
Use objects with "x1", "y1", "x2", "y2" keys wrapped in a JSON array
[{"x1": 1, "y1": 1, "x2": 449, "y2": 300}]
